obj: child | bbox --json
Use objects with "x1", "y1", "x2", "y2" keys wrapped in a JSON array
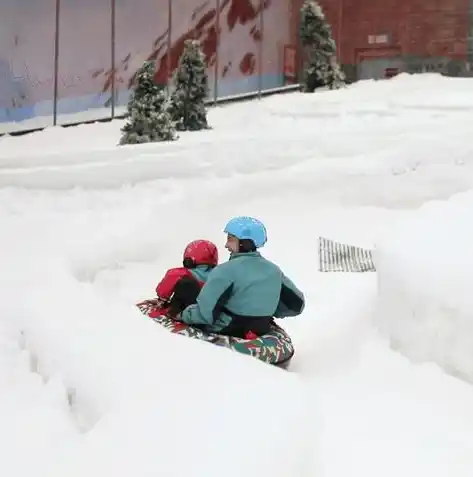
[
  {"x1": 180, "y1": 217, "x2": 305, "y2": 338},
  {"x1": 147, "y1": 239, "x2": 218, "y2": 319}
]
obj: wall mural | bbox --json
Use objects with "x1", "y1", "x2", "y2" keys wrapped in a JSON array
[{"x1": 0, "y1": 0, "x2": 291, "y2": 132}]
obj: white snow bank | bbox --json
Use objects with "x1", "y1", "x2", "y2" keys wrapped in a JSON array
[
  {"x1": 374, "y1": 190, "x2": 473, "y2": 383},
  {"x1": 0, "y1": 226, "x2": 316, "y2": 476},
  {"x1": 0, "y1": 322, "x2": 79, "y2": 477},
  {"x1": 2, "y1": 73, "x2": 473, "y2": 201},
  {"x1": 316, "y1": 337, "x2": 473, "y2": 477},
  {"x1": 264, "y1": 73, "x2": 473, "y2": 118}
]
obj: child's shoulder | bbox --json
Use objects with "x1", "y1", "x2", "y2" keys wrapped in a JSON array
[{"x1": 163, "y1": 266, "x2": 191, "y2": 278}]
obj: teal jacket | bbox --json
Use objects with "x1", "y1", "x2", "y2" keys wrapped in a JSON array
[
  {"x1": 188, "y1": 265, "x2": 213, "y2": 283},
  {"x1": 180, "y1": 252, "x2": 305, "y2": 334}
]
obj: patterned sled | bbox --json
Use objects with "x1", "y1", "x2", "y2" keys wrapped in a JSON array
[{"x1": 137, "y1": 299, "x2": 295, "y2": 369}]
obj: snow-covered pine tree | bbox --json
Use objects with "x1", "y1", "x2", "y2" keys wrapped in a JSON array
[
  {"x1": 299, "y1": 0, "x2": 345, "y2": 92},
  {"x1": 168, "y1": 39, "x2": 210, "y2": 131},
  {"x1": 119, "y1": 60, "x2": 176, "y2": 145}
]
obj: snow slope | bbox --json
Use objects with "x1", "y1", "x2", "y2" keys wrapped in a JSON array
[
  {"x1": 1, "y1": 73, "x2": 473, "y2": 476},
  {"x1": 375, "y1": 190, "x2": 473, "y2": 383}
]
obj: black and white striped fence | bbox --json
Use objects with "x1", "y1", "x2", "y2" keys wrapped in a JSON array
[{"x1": 318, "y1": 236, "x2": 376, "y2": 272}]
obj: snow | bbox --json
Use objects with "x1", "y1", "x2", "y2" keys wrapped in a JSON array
[
  {"x1": 1, "y1": 72, "x2": 473, "y2": 476},
  {"x1": 375, "y1": 190, "x2": 473, "y2": 383}
]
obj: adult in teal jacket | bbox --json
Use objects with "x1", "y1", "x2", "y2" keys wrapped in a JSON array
[{"x1": 180, "y1": 216, "x2": 305, "y2": 338}]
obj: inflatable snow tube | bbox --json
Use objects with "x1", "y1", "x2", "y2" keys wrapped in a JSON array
[{"x1": 137, "y1": 300, "x2": 294, "y2": 369}]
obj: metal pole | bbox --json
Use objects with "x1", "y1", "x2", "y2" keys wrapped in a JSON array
[
  {"x1": 167, "y1": 0, "x2": 172, "y2": 94},
  {"x1": 257, "y1": 0, "x2": 264, "y2": 98},
  {"x1": 213, "y1": 0, "x2": 220, "y2": 104},
  {"x1": 53, "y1": 0, "x2": 60, "y2": 125},
  {"x1": 111, "y1": 0, "x2": 116, "y2": 117},
  {"x1": 338, "y1": 0, "x2": 343, "y2": 60},
  {"x1": 295, "y1": 0, "x2": 301, "y2": 84}
]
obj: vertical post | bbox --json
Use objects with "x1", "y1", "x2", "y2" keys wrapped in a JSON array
[
  {"x1": 295, "y1": 0, "x2": 303, "y2": 85},
  {"x1": 258, "y1": 0, "x2": 264, "y2": 98},
  {"x1": 468, "y1": 1, "x2": 473, "y2": 69},
  {"x1": 338, "y1": 0, "x2": 343, "y2": 60},
  {"x1": 213, "y1": 0, "x2": 220, "y2": 104},
  {"x1": 167, "y1": 0, "x2": 172, "y2": 95},
  {"x1": 53, "y1": 0, "x2": 60, "y2": 125},
  {"x1": 111, "y1": 0, "x2": 116, "y2": 118}
]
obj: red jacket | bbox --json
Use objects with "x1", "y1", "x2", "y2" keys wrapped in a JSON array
[{"x1": 148, "y1": 267, "x2": 205, "y2": 318}]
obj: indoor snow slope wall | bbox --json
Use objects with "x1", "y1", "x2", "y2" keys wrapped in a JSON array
[{"x1": 374, "y1": 190, "x2": 473, "y2": 383}]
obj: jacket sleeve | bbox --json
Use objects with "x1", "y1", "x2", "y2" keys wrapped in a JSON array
[
  {"x1": 156, "y1": 268, "x2": 188, "y2": 300},
  {"x1": 274, "y1": 273, "x2": 305, "y2": 318},
  {"x1": 180, "y1": 264, "x2": 233, "y2": 326}
]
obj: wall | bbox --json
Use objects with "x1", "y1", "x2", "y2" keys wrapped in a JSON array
[
  {"x1": 2, "y1": 0, "x2": 471, "y2": 135},
  {"x1": 0, "y1": 0, "x2": 295, "y2": 134},
  {"x1": 291, "y1": 0, "x2": 470, "y2": 81},
  {"x1": 335, "y1": 0, "x2": 468, "y2": 63}
]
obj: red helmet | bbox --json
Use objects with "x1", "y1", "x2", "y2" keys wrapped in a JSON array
[{"x1": 183, "y1": 240, "x2": 218, "y2": 268}]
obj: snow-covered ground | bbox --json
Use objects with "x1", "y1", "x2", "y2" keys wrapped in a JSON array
[
  {"x1": 2, "y1": 72, "x2": 473, "y2": 476},
  {"x1": 375, "y1": 189, "x2": 473, "y2": 384}
]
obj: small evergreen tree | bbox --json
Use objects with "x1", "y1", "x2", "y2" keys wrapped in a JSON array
[
  {"x1": 168, "y1": 39, "x2": 210, "y2": 131},
  {"x1": 299, "y1": 0, "x2": 345, "y2": 92},
  {"x1": 119, "y1": 60, "x2": 176, "y2": 145}
]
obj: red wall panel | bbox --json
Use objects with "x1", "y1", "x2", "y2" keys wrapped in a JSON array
[
  {"x1": 330, "y1": 0, "x2": 468, "y2": 64},
  {"x1": 289, "y1": 0, "x2": 469, "y2": 66}
]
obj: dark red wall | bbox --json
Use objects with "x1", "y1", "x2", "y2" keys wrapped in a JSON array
[{"x1": 290, "y1": 0, "x2": 469, "y2": 65}]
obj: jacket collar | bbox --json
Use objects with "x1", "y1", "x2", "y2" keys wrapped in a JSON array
[{"x1": 229, "y1": 251, "x2": 261, "y2": 260}]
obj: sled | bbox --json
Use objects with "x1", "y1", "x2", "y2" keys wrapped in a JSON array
[{"x1": 137, "y1": 299, "x2": 294, "y2": 369}]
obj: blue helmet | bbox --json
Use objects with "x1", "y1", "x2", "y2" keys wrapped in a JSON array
[{"x1": 223, "y1": 216, "x2": 267, "y2": 248}]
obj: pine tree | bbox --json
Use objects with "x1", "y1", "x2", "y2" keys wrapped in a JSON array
[
  {"x1": 119, "y1": 60, "x2": 176, "y2": 145},
  {"x1": 299, "y1": 0, "x2": 345, "y2": 92},
  {"x1": 168, "y1": 39, "x2": 210, "y2": 131}
]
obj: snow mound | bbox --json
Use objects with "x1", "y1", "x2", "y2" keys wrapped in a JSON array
[
  {"x1": 374, "y1": 190, "x2": 473, "y2": 382},
  {"x1": 264, "y1": 73, "x2": 473, "y2": 119},
  {"x1": 1, "y1": 258, "x2": 316, "y2": 477}
]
